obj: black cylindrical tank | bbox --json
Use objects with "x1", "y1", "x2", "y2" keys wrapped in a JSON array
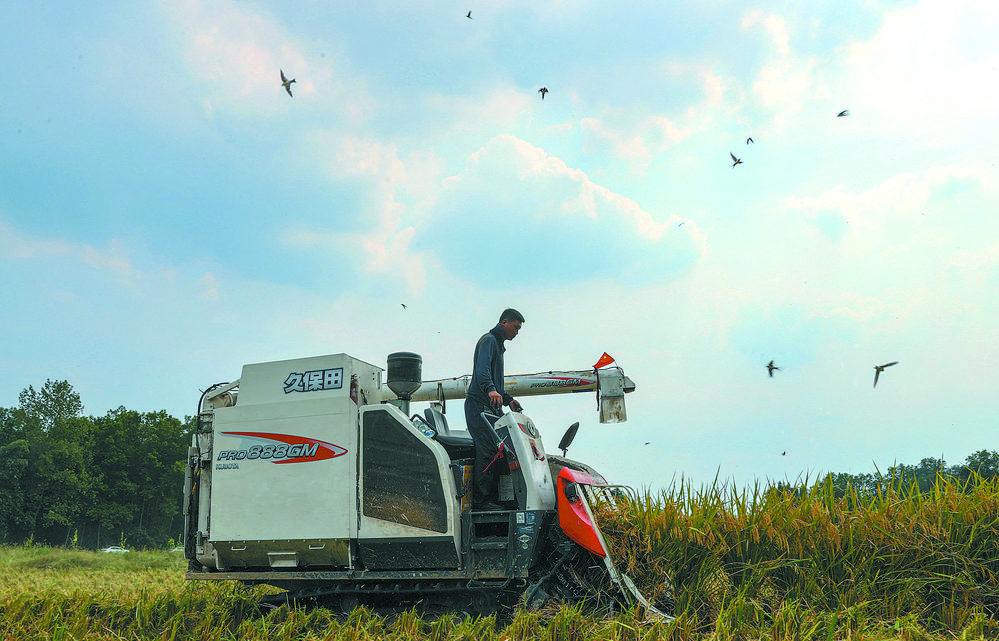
[{"x1": 386, "y1": 352, "x2": 422, "y2": 399}]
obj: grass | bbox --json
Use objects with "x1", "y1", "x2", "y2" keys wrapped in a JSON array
[{"x1": 1, "y1": 473, "x2": 997, "y2": 639}]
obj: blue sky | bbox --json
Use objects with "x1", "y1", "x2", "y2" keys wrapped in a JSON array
[{"x1": 3, "y1": 0, "x2": 998, "y2": 491}]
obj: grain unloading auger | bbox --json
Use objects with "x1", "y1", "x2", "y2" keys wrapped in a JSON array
[{"x1": 183, "y1": 351, "x2": 667, "y2": 618}]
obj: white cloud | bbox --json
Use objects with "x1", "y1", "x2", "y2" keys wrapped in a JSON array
[
  {"x1": 842, "y1": 0, "x2": 999, "y2": 130},
  {"x1": 421, "y1": 134, "x2": 699, "y2": 286},
  {"x1": 278, "y1": 133, "x2": 447, "y2": 294},
  {"x1": 751, "y1": 56, "x2": 823, "y2": 112},
  {"x1": 741, "y1": 10, "x2": 792, "y2": 57},
  {"x1": 327, "y1": 135, "x2": 404, "y2": 180},
  {"x1": 578, "y1": 63, "x2": 742, "y2": 166},
  {"x1": 282, "y1": 134, "x2": 697, "y2": 293},
  {"x1": 199, "y1": 272, "x2": 221, "y2": 300},
  {"x1": 650, "y1": 161, "x2": 998, "y2": 400},
  {"x1": 164, "y1": 0, "x2": 373, "y2": 120},
  {"x1": 730, "y1": 1, "x2": 999, "y2": 147},
  {"x1": 699, "y1": 70, "x2": 731, "y2": 110},
  {"x1": 0, "y1": 223, "x2": 141, "y2": 285},
  {"x1": 0, "y1": 223, "x2": 72, "y2": 259},
  {"x1": 320, "y1": 133, "x2": 445, "y2": 213},
  {"x1": 580, "y1": 114, "x2": 691, "y2": 164},
  {"x1": 283, "y1": 223, "x2": 428, "y2": 294},
  {"x1": 421, "y1": 83, "x2": 535, "y2": 136},
  {"x1": 738, "y1": 9, "x2": 831, "y2": 134},
  {"x1": 779, "y1": 164, "x2": 993, "y2": 249}
]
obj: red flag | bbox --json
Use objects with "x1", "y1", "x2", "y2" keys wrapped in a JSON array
[{"x1": 592, "y1": 352, "x2": 615, "y2": 369}]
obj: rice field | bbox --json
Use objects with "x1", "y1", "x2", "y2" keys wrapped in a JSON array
[{"x1": 2, "y1": 474, "x2": 997, "y2": 640}]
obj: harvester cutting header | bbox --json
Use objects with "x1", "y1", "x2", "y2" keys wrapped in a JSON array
[{"x1": 183, "y1": 350, "x2": 663, "y2": 617}]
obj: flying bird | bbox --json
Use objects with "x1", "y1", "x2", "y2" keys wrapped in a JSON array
[
  {"x1": 538, "y1": 87, "x2": 548, "y2": 100},
  {"x1": 466, "y1": 10, "x2": 472, "y2": 19},
  {"x1": 400, "y1": 303, "x2": 407, "y2": 310},
  {"x1": 766, "y1": 360, "x2": 781, "y2": 377},
  {"x1": 873, "y1": 361, "x2": 898, "y2": 388},
  {"x1": 280, "y1": 70, "x2": 296, "y2": 97},
  {"x1": 730, "y1": 152, "x2": 742, "y2": 167},
  {"x1": 746, "y1": 137, "x2": 754, "y2": 144},
  {"x1": 837, "y1": 109, "x2": 849, "y2": 117}
]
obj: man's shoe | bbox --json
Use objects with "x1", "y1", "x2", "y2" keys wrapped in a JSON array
[{"x1": 474, "y1": 502, "x2": 504, "y2": 511}]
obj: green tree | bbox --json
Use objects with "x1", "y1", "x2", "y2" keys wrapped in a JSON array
[
  {"x1": 1, "y1": 380, "x2": 95, "y2": 545},
  {"x1": 88, "y1": 408, "x2": 142, "y2": 548},
  {"x1": 17, "y1": 380, "x2": 83, "y2": 430},
  {"x1": 823, "y1": 471, "x2": 878, "y2": 499},
  {"x1": 0, "y1": 438, "x2": 31, "y2": 540},
  {"x1": 88, "y1": 408, "x2": 191, "y2": 548},
  {"x1": 887, "y1": 456, "x2": 947, "y2": 494},
  {"x1": 954, "y1": 449, "x2": 999, "y2": 484},
  {"x1": 131, "y1": 410, "x2": 190, "y2": 546}
]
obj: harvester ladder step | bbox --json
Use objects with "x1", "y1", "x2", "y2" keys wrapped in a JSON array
[{"x1": 471, "y1": 540, "x2": 508, "y2": 550}]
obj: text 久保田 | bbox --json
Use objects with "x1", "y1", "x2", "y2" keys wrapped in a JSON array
[{"x1": 283, "y1": 368, "x2": 343, "y2": 393}]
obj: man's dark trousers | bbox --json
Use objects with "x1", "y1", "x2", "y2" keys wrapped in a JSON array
[{"x1": 464, "y1": 397, "x2": 502, "y2": 505}]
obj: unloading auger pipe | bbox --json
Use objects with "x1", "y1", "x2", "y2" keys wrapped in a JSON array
[
  {"x1": 395, "y1": 368, "x2": 636, "y2": 402},
  {"x1": 201, "y1": 366, "x2": 636, "y2": 422}
]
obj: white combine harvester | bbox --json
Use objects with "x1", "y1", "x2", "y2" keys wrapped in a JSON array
[{"x1": 183, "y1": 351, "x2": 665, "y2": 617}]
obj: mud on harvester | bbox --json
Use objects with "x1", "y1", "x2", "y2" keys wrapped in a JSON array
[{"x1": 183, "y1": 352, "x2": 667, "y2": 617}]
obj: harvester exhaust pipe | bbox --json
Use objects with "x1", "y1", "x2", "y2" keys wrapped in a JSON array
[{"x1": 386, "y1": 352, "x2": 422, "y2": 416}]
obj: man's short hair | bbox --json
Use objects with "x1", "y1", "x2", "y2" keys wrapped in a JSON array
[{"x1": 499, "y1": 308, "x2": 525, "y2": 324}]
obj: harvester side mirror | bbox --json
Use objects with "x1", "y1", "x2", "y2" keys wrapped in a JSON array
[{"x1": 557, "y1": 422, "x2": 580, "y2": 456}]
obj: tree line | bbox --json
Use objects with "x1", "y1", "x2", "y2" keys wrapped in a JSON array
[
  {"x1": 0, "y1": 378, "x2": 995, "y2": 549},
  {"x1": 0, "y1": 379, "x2": 192, "y2": 549},
  {"x1": 821, "y1": 448, "x2": 999, "y2": 498}
]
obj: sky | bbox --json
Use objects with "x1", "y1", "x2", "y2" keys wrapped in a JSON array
[{"x1": 3, "y1": 0, "x2": 998, "y2": 492}]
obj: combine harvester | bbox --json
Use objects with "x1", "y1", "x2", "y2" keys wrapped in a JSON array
[{"x1": 183, "y1": 351, "x2": 666, "y2": 617}]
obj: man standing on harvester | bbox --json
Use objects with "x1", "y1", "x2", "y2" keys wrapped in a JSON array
[{"x1": 465, "y1": 308, "x2": 525, "y2": 511}]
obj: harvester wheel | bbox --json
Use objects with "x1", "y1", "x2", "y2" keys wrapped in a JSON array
[
  {"x1": 469, "y1": 590, "x2": 499, "y2": 615},
  {"x1": 339, "y1": 595, "x2": 360, "y2": 613}
]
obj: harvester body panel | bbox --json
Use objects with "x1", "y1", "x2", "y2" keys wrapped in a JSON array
[
  {"x1": 209, "y1": 398, "x2": 356, "y2": 569},
  {"x1": 357, "y1": 403, "x2": 462, "y2": 569}
]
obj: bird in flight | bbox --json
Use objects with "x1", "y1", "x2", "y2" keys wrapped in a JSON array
[
  {"x1": 466, "y1": 10, "x2": 472, "y2": 19},
  {"x1": 280, "y1": 70, "x2": 296, "y2": 97},
  {"x1": 746, "y1": 137, "x2": 754, "y2": 144},
  {"x1": 538, "y1": 87, "x2": 548, "y2": 100},
  {"x1": 837, "y1": 109, "x2": 849, "y2": 117},
  {"x1": 730, "y1": 152, "x2": 742, "y2": 167},
  {"x1": 766, "y1": 360, "x2": 781, "y2": 377},
  {"x1": 873, "y1": 361, "x2": 898, "y2": 388},
  {"x1": 400, "y1": 303, "x2": 408, "y2": 310}
]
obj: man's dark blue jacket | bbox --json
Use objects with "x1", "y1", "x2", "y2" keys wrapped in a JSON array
[{"x1": 467, "y1": 323, "x2": 514, "y2": 408}]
